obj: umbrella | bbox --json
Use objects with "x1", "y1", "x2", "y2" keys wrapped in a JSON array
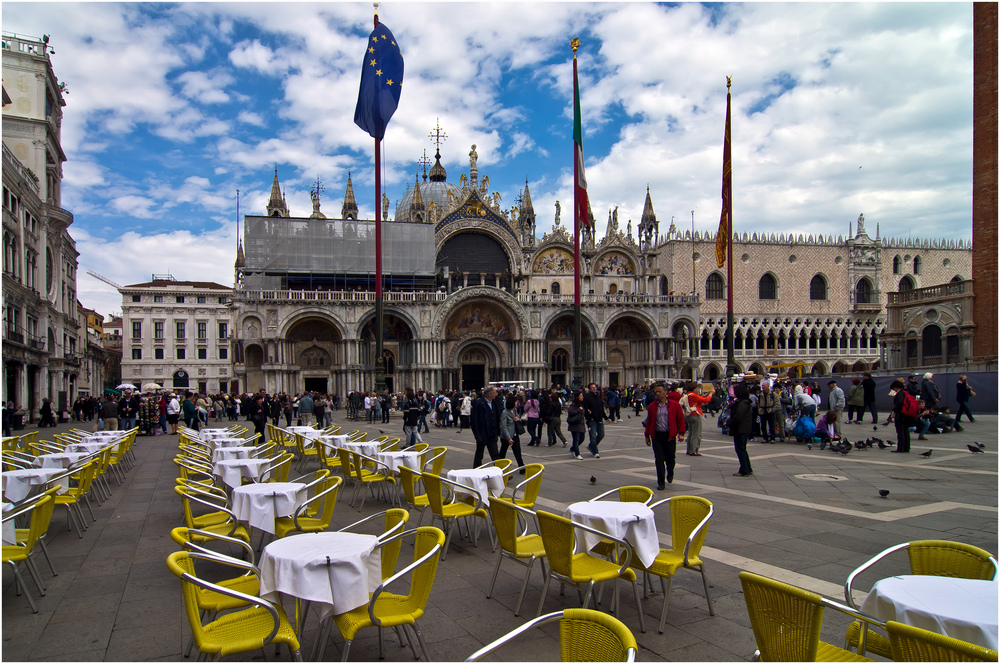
[
  {"x1": 141, "y1": 382, "x2": 163, "y2": 392},
  {"x1": 116, "y1": 383, "x2": 138, "y2": 391}
]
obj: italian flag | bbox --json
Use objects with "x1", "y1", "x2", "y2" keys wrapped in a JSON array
[{"x1": 573, "y1": 54, "x2": 591, "y2": 230}]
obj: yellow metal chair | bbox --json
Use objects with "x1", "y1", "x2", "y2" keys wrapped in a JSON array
[
  {"x1": 262, "y1": 451, "x2": 296, "y2": 483},
  {"x1": 843, "y1": 540, "x2": 999, "y2": 657},
  {"x1": 174, "y1": 485, "x2": 249, "y2": 543},
  {"x1": 53, "y1": 462, "x2": 97, "y2": 537},
  {"x1": 886, "y1": 620, "x2": 999, "y2": 662},
  {"x1": 534, "y1": 510, "x2": 646, "y2": 633},
  {"x1": 346, "y1": 452, "x2": 396, "y2": 512},
  {"x1": 739, "y1": 571, "x2": 879, "y2": 662},
  {"x1": 166, "y1": 550, "x2": 302, "y2": 661},
  {"x1": 274, "y1": 476, "x2": 343, "y2": 538},
  {"x1": 338, "y1": 508, "x2": 411, "y2": 580},
  {"x1": 422, "y1": 446, "x2": 447, "y2": 475},
  {"x1": 292, "y1": 433, "x2": 318, "y2": 472},
  {"x1": 328, "y1": 526, "x2": 445, "y2": 662},
  {"x1": 465, "y1": 608, "x2": 637, "y2": 662},
  {"x1": 421, "y1": 472, "x2": 488, "y2": 560},
  {"x1": 313, "y1": 437, "x2": 342, "y2": 476},
  {"x1": 2, "y1": 494, "x2": 56, "y2": 612},
  {"x1": 15, "y1": 486, "x2": 62, "y2": 579},
  {"x1": 169, "y1": 527, "x2": 262, "y2": 658},
  {"x1": 511, "y1": 463, "x2": 544, "y2": 510},
  {"x1": 486, "y1": 497, "x2": 547, "y2": 616},
  {"x1": 633, "y1": 495, "x2": 715, "y2": 633},
  {"x1": 397, "y1": 466, "x2": 431, "y2": 526}
]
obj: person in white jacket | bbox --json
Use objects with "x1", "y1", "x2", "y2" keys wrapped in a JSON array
[
  {"x1": 458, "y1": 391, "x2": 473, "y2": 432},
  {"x1": 166, "y1": 394, "x2": 181, "y2": 434}
]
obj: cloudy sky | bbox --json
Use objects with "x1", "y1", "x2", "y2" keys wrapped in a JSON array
[{"x1": 3, "y1": 2, "x2": 974, "y2": 318}]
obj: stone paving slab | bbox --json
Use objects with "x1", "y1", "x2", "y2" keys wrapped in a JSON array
[{"x1": 3, "y1": 412, "x2": 996, "y2": 661}]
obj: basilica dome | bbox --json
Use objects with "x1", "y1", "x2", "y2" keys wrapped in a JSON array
[{"x1": 394, "y1": 149, "x2": 462, "y2": 223}]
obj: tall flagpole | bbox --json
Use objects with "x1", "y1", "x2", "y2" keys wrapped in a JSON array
[
  {"x1": 372, "y1": 6, "x2": 386, "y2": 396},
  {"x1": 571, "y1": 38, "x2": 583, "y2": 391},
  {"x1": 724, "y1": 77, "x2": 736, "y2": 377}
]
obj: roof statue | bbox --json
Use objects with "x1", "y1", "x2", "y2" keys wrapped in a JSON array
[
  {"x1": 554, "y1": 200, "x2": 561, "y2": 226},
  {"x1": 469, "y1": 144, "x2": 478, "y2": 181},
  {"x1": 857, "y1": 213, "x2": 866, "y2": 235}
]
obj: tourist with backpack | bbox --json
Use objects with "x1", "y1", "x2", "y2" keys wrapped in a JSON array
[{"x1": 891, "y1": 377, "x2": 918, "y2": 453}]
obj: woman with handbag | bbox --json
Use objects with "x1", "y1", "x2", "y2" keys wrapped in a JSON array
[
  {"x1": 566, "y1": 390, "x2": 587, "y2": 460},
  {"x1": 499, "y1": 395, "x2": 526, "y2": 474}
]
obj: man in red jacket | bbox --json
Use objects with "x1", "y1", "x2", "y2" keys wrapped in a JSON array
[{"x1": 643, "y1": 382, "x2": 687, "y2": 490}]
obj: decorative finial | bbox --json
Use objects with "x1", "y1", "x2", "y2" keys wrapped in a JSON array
[
  {"x1": 726, "y1": 76, "x2": 732, "y2": 89},
  {"x1": 373, "y1": 2, "x2": 379, "y2": 14},
  {"x1": 428, "y1": 118, "x2": 448, "y2": 150},
  {"x1": 571, "y1": 38, "x2": 580, "y2": 55}
]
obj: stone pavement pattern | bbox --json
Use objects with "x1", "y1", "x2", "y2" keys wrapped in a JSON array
[{"x1": 3, "y1": 413, "x2": 997, "y2": 661}]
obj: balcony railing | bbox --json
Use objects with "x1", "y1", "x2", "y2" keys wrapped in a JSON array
[
  {"x1": 887, "y1": 280, "x2": 972, "y2": 305},
  {"x1": 4, "y1": 329, "x2": 24, "y2": 344},
  {"x1": 233, "y1": 287, "x2": 699, "y2": 306},
  {"x1": 2, "y1": 143, "x2": 40, "y2": 194}
]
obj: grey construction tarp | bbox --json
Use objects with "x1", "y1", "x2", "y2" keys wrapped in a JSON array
[{"x1": 244, "y1": 216, "x2": 436, "y2": 274}]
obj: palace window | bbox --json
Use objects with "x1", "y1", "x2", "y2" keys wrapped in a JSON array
[
  {"x1": 705, "y1": 273, "x2": 724, "y2": 300},
  {"x1": 809, "y1": 275, "x2": 827, "y2": 300},
  {"x1": 758, "y1": 274, "x2": 777, "y2": 300}
]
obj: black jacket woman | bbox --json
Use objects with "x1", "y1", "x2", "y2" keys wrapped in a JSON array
[{"x1": 499, "y1": 395, "x2": 526, "y2": 473}]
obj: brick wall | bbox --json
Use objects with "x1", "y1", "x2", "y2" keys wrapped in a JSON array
[{"x1": 973, "y1": 2, "x2": 998, "y2": 359}]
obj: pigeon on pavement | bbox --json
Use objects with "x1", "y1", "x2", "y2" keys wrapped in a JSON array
[
  {"x1": 590, "y1": 475, "x2": 597, "y2": 484},
  {"x1": 879, "y1": 489, "x2": 890, "y2": 498},
  {"x1": 968, "y1": 444, "x2": 985, "y2": 454},
  {"x1": 919, "y1": 450, "x2": 932, "y2": 458},
  {"x1": 976, "y1": 442, "x2": 985, "y2": 449}
]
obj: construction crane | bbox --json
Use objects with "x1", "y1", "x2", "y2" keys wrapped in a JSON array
[{"x1": 87, "y1": 270, "x2": 123, "y2": 290}]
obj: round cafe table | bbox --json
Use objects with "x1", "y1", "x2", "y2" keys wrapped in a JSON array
[
  {"x1": 565, "y1": 500, "x2": 660, "y2": 568},
  {"x1": 339, "y1": 441, "x2": 382, "y2": 457},
  {"x1": 860, "y1": 575, "x2": 999, "y2": 650},
  {"x1": 64, "y1": 441, "x2": 112, "y2": 454},
  {"x1": 375, "y1": 450, "x2": 422, "y2": 474},
  {"x1": 213, "y1": 458, "x2": 270, "y2": 489},
  {"x1": 231, "y1": 481, "x2": 308, "y2": 534},
  {"x1": 211, "y1": 446, "x2": 257, "y2": 464},
  {"x1": 445, "y1": 467, "x2": 505, "y2": 505},
  {"x1": 2, "y1": 468, "x2": 68, "y2": 503},
  {"x1": 32, "y1": 452, "x2": 89, "y2": 469},
  {"x1": 258, "y1": 531, "x2": 382, "y2": 621}
]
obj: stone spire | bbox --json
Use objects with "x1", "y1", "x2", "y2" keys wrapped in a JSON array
[
  {"x1": 266, "y1": 166, "x2": 288, "y2": 217},
  {"x1": 640, "y1": 186, "x2": 656, "y2": 228},
  {"x1": 409, "y1": 172, "x2": 425, "y2": 222},
  {"x1": 341, "y1": 169, "x2": 358, "y2": 220},
  {"x1": 235, "y1": 241, "x2": 245, "y2": 268},
  {"x1": 519, "y1": 179, "x2": 536, "y2": 246}
]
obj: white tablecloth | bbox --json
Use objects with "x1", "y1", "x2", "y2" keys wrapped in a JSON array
[
  {"x1": 340, "y1": 441, "x2": 382, "y2": 457},
  {"x1": 83, "y1": 432, "x2": 124, "y2": 442},
  {"x1": 199, "y1": 428, "x2": 236, "y2": 441},
  {"x1": 211, "y1": 447, "x2": 257, "y2": 464},
  {"x1": 375, "y1": 451, "x2": 422, "y2": 474},
  {"x1": 315, "y1": 435, "x2": 350, "y2": 450},
  {"x1": 2, "y1": 502, "x2": 15, "y2": 545},
  {"x1": 32, "y1": 452, "x2": 89, "y2": 469},
  {"x1": 2, "y1": 468, "x2": 68, "y2": 503},
  {"x1": 861, "y1": 575, "x2": 999, "y2": 650},
  {"x1": 213, "y1": 458, "x2": 270, "y2": 489},
  {"x1": 231, "y1": 481, "x2": 308, "y2": 534},
  {"x1": 285, "y1": 426, "x2": 319, "y2": 436},
  {"x1": 258, "y1": 532, "x2": 381, "y2": 621},
  {"x1": 445, "y1": 467, "x2": 505, "y2": 504},
  {"x1": 565, "y1": 501, "x2": 659, "y2": 568},
  {"x1": 64, "y1": 441, "x2": 112, "y2": 454},
  {"x1": 204, "y1": 437, "x2": 250, "y2": 451}
]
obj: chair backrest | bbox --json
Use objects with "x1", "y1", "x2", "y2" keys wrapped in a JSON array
[
  {"x1": 421, "y1": 473, "x2": 448, "y2": 515},
  {"x1": 265, "y1": 452, "x2": 295, "y2": 482},
  {"x1": 426, "y1": 447, "x2": 447, "y2": 475},
  {"x1": 666, "y1": 496, "x2": 713, "y2": 559},
  {"x1": 22, "y1": 494, "x2": 56, "y2": 551},
  {"x1": 310, "y1": 476, "x2": 343, "y2": 528},
  {"x1": 380, "y1": 508, "x2": 411, "y2": 579},
  {"x1": 560, "y1": 608, "x2": 638, "y2": 662},
  {"x1": 618, "y1": 485, "x2": 654, "y2": 504},
  {"x1": 381, "y1": 438, "x2": 400, "y2": 452},
  {"x1": 165, "y1": 551, "x2": 208, "y2": 644},
  {"x1": 488, "y1": 497, "x2": 523, "y2": 554},
  {"x1": 513, "y1": 463, "x2": 544, "y2": 507},
  {"x1": 397, "y1": 467, "x2": 425, "y2": 507},
  {"x1": 337, "y1": 447, "x2": 355, "y2": 478},
  {"x1": 886, "y1": 620, "x2": 999, "y2": 662},
  {"x1": 907, "y1": 540, "x2": 998, "y2": 581},
  {"x1": 738, "y1": 571, "x2": 823, "y2": 662},
  {"x1": 491, "y1": 458, "x2": 513, "y2": 473},
  {"x1": 535, "y1": 510, "x2": 578, "y2": 578},
  {"x1": 391, "y1": 526, "x2": 445, "y2": 616}
]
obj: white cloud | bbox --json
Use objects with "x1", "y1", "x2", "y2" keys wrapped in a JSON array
[
  {"x1": 176, "y1": 70, "x2": 234, "y2": 104},
  {"x1": 111, "y1": 195, "x2": 157, "y2": 218},
  {"x1": 237, "y1": 110, "x2": 266, "y2": 127}
]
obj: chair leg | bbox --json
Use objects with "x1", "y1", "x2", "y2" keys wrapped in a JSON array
[
  {"x1": 514, "y1": 558, "x2": 535, "y2": 617},
  {"x1": 82, "y1": 494, "x2": 97, "y2": 521},
  {"x1": 400, "y1": 624, "x2": 420, "y2": 660},
  {"x1": 486, "y1": 552, "x2": 503, "y2": 599},
  {"x1": 8, "y1": 561, "x2": 38, "y2": 613},
  {"x1": 377, "y1": 626, "x2": 384, "y2": 660},
  {"x1": 699, "y1": 565, "x2": 716, "y2": 616},
  {"x1": 413, "y1": 624, "x2": 432, "y2": 662},
  {"x1": 657, "y1": 576, "x2": 673, "y2": 634},
  {"x1": 340, "y1": 638, "x2": 353, "y2": 662},
  {"x1": 536, "y1": 573, "x2": 553, "y2": 617},
  {"x1": 440, "y1": 520, "x2": 454, "y2": 561},
  {"x1": 632, "y1": 579, "x2": 646, "y2": 633},
  {"x1": 37, "y1": 539, "x2": 58, "y2": 576}
]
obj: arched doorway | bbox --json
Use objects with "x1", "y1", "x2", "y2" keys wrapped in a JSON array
[
  {"x1": 244, "y1": 344, "x2": 264, "y2": 392},
  {"x1": 443, "y1": 300, "x2": 515, "y2": 388},
  {"x1": 286, "y1": 317, "x2": 343, "y2": 393},
  {"x1": 550, "y1": 348, "x2": 569, "y2": 387},
  {"x1": 360, "y1": 313, "x2": 413, "y2": 393},
  {"x1": 545, "y1": 313, "x2": 594, "y2": 383},
  {"x1": 458, "y1": 344, "x2": 494, "y2": 390},
  {"x1": 172, "y1": 369, "x2": 191, "y2": 390},
  {"x1": 605, "y1": 315, "x2": 652, "y2": 385}
]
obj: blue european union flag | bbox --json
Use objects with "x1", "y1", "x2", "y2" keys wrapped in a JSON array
[{"x1": 354, "y1": 24, "x2": 404, "y2": 140}]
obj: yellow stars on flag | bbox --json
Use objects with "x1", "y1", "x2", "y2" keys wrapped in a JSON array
[
  {"x1": 375, "y1": 69, "x2": 382, "y2": 77},
  {"x1": 369, "y1": 59, "x2": 376, "y2": 67},
  {"x1": 386, "y1": 79, "x2": 394, "y2": 86}
]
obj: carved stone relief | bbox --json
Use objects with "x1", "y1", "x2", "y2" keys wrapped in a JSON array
[{"x1": 530, "y1": 311, "x2": 541, "y2": 328}]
